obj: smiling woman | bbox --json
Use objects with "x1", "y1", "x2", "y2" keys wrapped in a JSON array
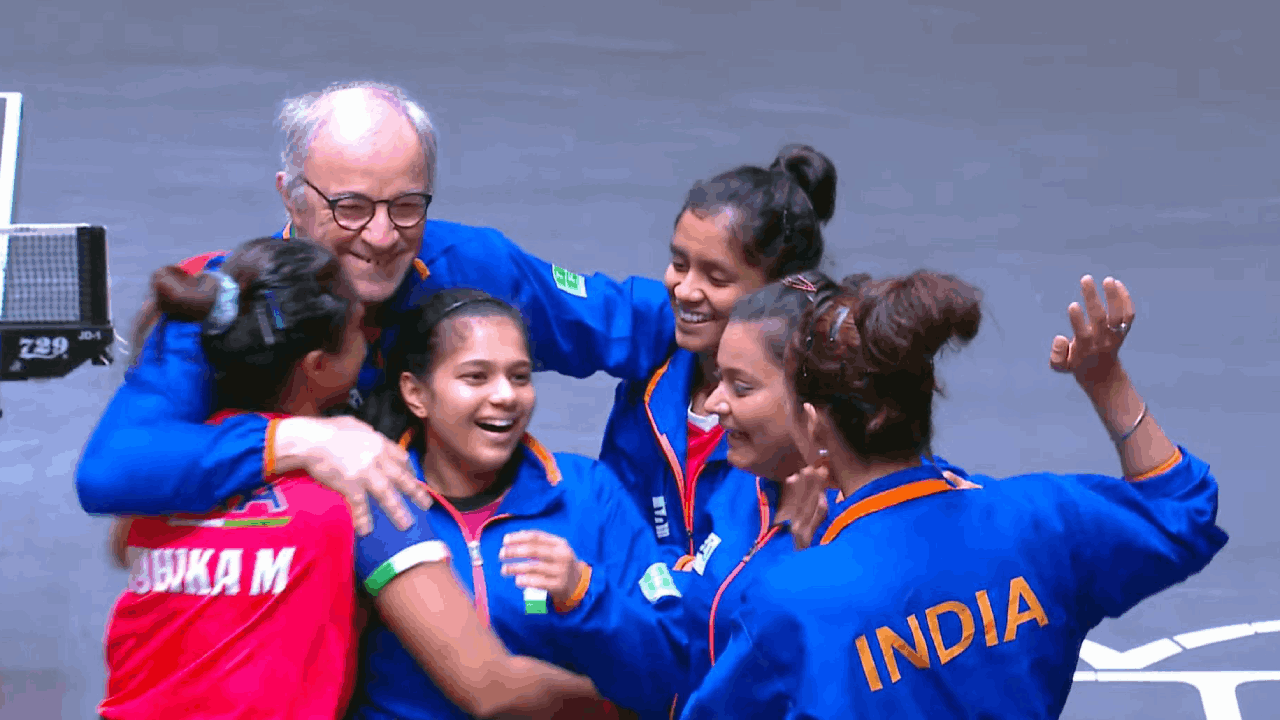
[
  {"x1": 360, "y1": 288, "x2": 536, "y2": 480},
  {"x1": 663, "y1": 144, "x2": 836, "y2": 367},
  {"x1": 599, "y1": 145, "x2": 841, "y2": 572},
  {"x1": 681, "y1": 272, "x2": 1230, "y2": 719},
  {"x1": 351, "y1": 288, "x2": 688, "y2": 720}
]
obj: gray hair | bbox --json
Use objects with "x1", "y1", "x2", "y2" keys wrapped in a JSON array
[{"x1": 277, "y1": 81, "x2": 438, "y2": 210}]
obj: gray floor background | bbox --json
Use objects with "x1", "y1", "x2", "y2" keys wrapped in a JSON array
[{"x1": 1, "y1": 1, "x2": 1277, "y2": 718}]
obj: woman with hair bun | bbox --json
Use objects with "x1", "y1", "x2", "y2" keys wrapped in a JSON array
[
  {"x1": 476, "y1": 145, "x2": 843, "y2": 716},
  {"x1": 681, "y1": 272, "x2": 1228, "y2": 719},
  {"x1": 647, "y1": 269, "x2": 968, "y2": 718},
  {"x1": 600, "y1": 145, "x2": 839, "y2": 558},
  {"x1": 99, "y1": 237, "x2": 601, "y2": 720}
]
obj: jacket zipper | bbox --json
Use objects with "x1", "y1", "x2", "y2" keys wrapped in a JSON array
[
  {"x1": 682, "y1": 461, "x2": 710, "y2": 556},
  {"x1": 707, "y1": 525, "x2": 782, "y2": 665},
  {"x1": 426, "y1": 488, "x2": 512, "y2": 627},
  {"x1": 679, "y1": 426, "x2": 727, "y2": 556}
]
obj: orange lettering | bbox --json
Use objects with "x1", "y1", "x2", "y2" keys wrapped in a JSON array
[
  {"x1": 855, "y1": 634, "x2": 884, "y2": 692},
  {"x1": 875, "y1": 615, "x2": 931, "y2": 683},
  {"x1": 1003, "y1": 576, "x2": 1049, "y2": 642},
  {"x1": 925, "y1": 600, "x2": 975, "y2": 664},
  {"x1": 975, "y1": 589, "x2": 999, "y2": 646}
]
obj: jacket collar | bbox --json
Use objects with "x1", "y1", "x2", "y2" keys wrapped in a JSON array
[
  {"x1": 643, "y1": 348, "x2": 731, "y2": 467},
  {"x1": 820, "y1": 461, "x2": 975, "y2": 546},
  {"x1": 403, "y1": 430, "x2": 566, "y2": 517}
]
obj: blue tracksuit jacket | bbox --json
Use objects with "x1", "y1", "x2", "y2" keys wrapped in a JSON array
[
  {"x1": 680, "y1": 448, "x2": 1229, "y2": 719},
  {"x1": 351, "y1": 435, "x2": 685, "y2": 720}
]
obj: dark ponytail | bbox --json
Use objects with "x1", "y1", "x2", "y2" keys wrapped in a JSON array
[
  {"x1": 359, "y1": 288, "x2": 531, "y2": 451},
  {"x1": 678, "y1": 144, "x2": 838, "y2": 280},
  {"x1": 132, "y1": 237, "x2": 354, "y2": 412},
  {"x1": 787, "y1": 270, "x2": 982, "y2": 460}
]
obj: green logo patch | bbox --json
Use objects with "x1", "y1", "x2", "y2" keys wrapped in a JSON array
[
  {"x1": 552, "y1": 265, "x2": 587, "y2": 298},
  {"x1": 639, "y1": 562, "x2": 682, "y2": 603}
]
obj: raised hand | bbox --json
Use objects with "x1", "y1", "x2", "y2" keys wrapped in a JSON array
[{"x1": 1049, "y1": 275, "x2": 1135, "y2": 388}]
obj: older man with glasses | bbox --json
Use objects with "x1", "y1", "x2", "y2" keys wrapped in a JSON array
[{"x1": 76, "y1": 81, "x2": 674, "y2": 537}]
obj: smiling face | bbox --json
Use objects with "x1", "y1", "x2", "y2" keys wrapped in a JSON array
[
  {"x1": 401, "y1": 314, "x2": 536, "y2": 483},
  {"x1": 280, "y1": 99, "x2": 427, "y2": 307},
  {"x1": 705, "y1": 319, "x2": 805, "y2": 480},
  {"x1": 663, "y1": 210, "x2": 769, "y2": 358}
]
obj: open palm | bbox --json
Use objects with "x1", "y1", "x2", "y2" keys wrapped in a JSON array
[{"x1": 1049, "y1": 275, "x2": 1136, "y2": 387}]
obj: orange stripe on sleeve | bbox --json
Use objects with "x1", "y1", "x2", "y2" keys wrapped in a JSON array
[
  {"x1": 555, "y1": 562, "x2": 593, "y2": 613},
  {"x1": 1126, "y1": 448, "x2": 1184, "y2": 483},
  {"x1": 263, "y1": 417, "x2": 281, "y2": 479}
]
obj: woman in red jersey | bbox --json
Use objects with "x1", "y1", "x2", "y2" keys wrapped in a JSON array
[{"x1": 99, "y1": 236, "x2": 599, "y2": 720}]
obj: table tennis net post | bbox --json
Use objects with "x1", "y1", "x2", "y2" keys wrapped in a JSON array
[{"x1": 0, "y1": 224, "x2": 115, "y2": 418}]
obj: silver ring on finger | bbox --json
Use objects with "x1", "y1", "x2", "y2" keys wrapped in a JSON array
[{"x1": 1110, "y1": 320, "x2": 1131, "y2": 337}]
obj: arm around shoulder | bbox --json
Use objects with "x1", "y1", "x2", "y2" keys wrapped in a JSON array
[
  {"x1": 78, "y1": 411, "x2": 271, "y2": 515},
  {"x1": 430, "y1": 224, "x2": 676, "y2": 382}
]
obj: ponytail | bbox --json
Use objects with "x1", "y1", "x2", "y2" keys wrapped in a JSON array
[{"x1": 131, "y1": 237, "x2": 354, "y2": 412}]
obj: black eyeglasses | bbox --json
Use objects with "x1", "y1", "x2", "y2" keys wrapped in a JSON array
[{"x1": 302, "y1": 177, "x2": 432, "y2": 231}]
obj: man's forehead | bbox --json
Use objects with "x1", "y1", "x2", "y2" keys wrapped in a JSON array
[
  {"x1": 311, "y1": 94, "x2": 411, "y2": 148},
  {"x1": 304, "y1": 105, "x2": 426, "y2": 190}
]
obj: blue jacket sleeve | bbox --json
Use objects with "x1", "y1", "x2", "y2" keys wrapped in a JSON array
[
  {"x1": 420, "y1": 223, "x2": 676, "y2": 382},
  {"x1": 355, "y1": 501, "x2": 446, "y2": 596},
  {"x1": 552, "y1": 459, "x2": 694, "y2": 718},
  {"x1": 75, "y1": 318, "x2": 271, "y2": 515},
  {"x1": 1058, "y1": 447, "x2": 1228, "y2": 622},
  {"x1": 678, "y1": 601, "x2": 800, "y2": 720}
]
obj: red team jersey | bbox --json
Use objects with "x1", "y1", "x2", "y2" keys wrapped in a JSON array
[{"x1": 99, "y1": 412, "x2": 358, "y2": 719}]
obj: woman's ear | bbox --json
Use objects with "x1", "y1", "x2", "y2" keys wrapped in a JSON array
[
  {"x1": 802, "y1": 402, "x2": 841, "y2": 466},
  {"x1": 298, "y1": 348, "x2": 327, "y2": 386},
  {"x1": 400, "y1": 371, "x2": 430, "y2": 420},
  {"x1": 802, "y1": 402, "x2": 823, "y2": 450},
  {"x1": 790, "y1": 401, "x2": 824, "y2": 467}
]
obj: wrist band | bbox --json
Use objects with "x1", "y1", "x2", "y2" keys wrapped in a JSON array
[{"x1": 1111, "y1": 402, "x2": 1148, "y2": 443}]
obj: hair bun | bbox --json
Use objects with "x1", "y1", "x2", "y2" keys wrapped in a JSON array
[{"x1": 771, "y1": 144, "x2": 838, "y2": 224}]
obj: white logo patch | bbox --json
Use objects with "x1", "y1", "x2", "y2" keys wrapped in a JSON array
[
  {"x1": 691, "y1": 532, "x2": 722, "y2": 576},
  {"x1": 652, "y1": 496, "x2": 671, "y2": 540}
]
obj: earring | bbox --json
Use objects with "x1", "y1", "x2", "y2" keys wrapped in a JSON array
[{"x1": 818, "y1": 448, "x2": 828, "y2": 458}]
